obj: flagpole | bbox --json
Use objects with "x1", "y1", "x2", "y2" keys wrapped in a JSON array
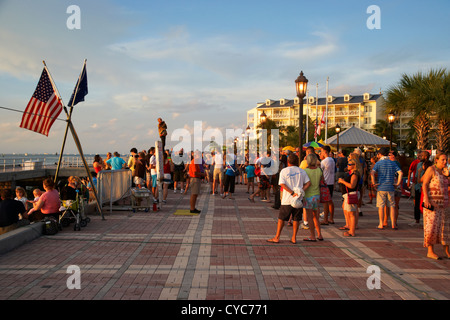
[
  {"x1": 325, "y1": 77, "x2": 329, "y2": 142},
  {"x1": 42, "y1": 60, "x2": 70, "y2": 182},
  {"x1": 305, "y1": 89, "x2": 309, "y2": 144},
  {"x1": 54, "y1": 59, "x2": 87, "y2": 182},
  {"x1": 43, "y1": 60, "x2": 103, "y2": 219},
  {"x1": 315, "y1": 83, "x2": 318, "y2": 142}
]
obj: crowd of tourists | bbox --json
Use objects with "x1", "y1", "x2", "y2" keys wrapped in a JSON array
[{"x1": 0, "y1": 118, "x2": 449, "y2": 260}]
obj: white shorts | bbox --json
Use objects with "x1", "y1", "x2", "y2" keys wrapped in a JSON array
[{"x1": 163, "y1": 173, "x2": 172, "y2": 184}]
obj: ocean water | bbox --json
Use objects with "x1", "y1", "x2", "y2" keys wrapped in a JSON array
[{"x1": 0, "y1": 153, "x2": 103, "y2": 169}]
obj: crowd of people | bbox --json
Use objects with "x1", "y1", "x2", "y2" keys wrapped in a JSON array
[
  {"x1": 0, "y1": 175, "x2": 89, "y2": 235},
  {"x1": 88, "y1": 141, "x2": 448, "y2": 258},
  {"x1": 0, "y1": 119, "x2": 449, "y2": 260}
]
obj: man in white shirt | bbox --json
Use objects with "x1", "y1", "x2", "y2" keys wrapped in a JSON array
[
  {"x1": 267, "y1": 153, "x2": 310, "y2": 244},
  {"x1": 320, "y1": 146, "x2": 335, "y2": 224},
  {"x1": 212, "y1": 151, "x2": 224, "y2": 196}
]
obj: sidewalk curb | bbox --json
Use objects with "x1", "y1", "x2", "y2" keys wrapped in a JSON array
[{"x1": 0, "y1": 222, "x2": 43, "y2": 255}]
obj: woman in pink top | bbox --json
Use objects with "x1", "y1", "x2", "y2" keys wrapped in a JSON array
[{"x1": 28, "y1": 178, "x2": 61, "y2": 221}]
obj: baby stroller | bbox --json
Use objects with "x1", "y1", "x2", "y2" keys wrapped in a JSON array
[{"x1": 59, "y1": 191, "x2": 90, "y2": 231}]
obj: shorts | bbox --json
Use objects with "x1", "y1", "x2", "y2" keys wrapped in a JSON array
[
  {"x1": 133, "y1": 176, "x2": 145, "y2": 186},
  {"x1": 376, "y1": 191, "x2": 395, "y2": 208},
  {"x1": 173, "y1": 170, "x2": 185, "y2": 182},
  {"x1": 247, "y1": 176, "x2": 255, "y2": 183},
  {"x1": 304, "y1": 195, "x2": 320, "y2": 211},
  {"x1": 259, "y1": 175, "x2": 271, "y2": 190},
  {"x1": 342, "y1": 192, "x2": 359, "y2": 212},
  {"x1": 190, "y1": 178, "x2": 201, "y2": 195},
  {"x1": 151, "y1": 174, "x2": 158, "y2": 188},
  {"x1": 213, "y1": 168, "x2": 224, "y2": 182},
  {"x1": 327, "y1": 185, "x2": 334, "y2": 198},
  {"x1": 278, "y1": 205, "x2": 302, "y2": 221},
  {"x1": 163, "y1": 173, "x2": 171, "y2": 185}
]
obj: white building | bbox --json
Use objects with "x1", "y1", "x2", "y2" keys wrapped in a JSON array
[{"x1": 247, "y1": 93, "x2": 387, "y2": 133}]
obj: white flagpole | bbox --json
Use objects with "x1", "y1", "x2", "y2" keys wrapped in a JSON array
[
  {"x1": 315, "y1": 83, "x2": 318, "y2": 142},
  {"x1": 306, "y1": 89, "x2": 309, "y2": 144},
  {"x1": 325, "y1": 76, "x2": 329, "y2": 141}
]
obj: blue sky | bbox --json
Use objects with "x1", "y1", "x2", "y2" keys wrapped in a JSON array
[{"x1": 1, "y1": 0, "x2": 449, "y2": 154}]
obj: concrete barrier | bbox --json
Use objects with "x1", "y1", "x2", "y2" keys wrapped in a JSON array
[{"x1": 0, "y1": 222, "x2": 43, "y2": 255}]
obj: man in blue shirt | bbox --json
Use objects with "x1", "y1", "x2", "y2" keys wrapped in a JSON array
[
  {"x1": 371, "y1": 147, "x2": 403, "y2": 230},
  {"x1": 106, "y1": 152, "x2": 127, "y2": 170}
]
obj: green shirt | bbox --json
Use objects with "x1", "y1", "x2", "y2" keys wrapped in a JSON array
[{"x1": 304, "y1": 167, "x2": 322, "y2": 197}]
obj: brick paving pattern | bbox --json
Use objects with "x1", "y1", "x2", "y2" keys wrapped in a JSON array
[{"x1": 0, "y1": 183, "x2": 449, "y2": 300}]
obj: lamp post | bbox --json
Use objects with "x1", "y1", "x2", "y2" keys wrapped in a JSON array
[
  {"x1": 388, "y1": 110, "x2": 395, "y2": 151},
  {"x1": 335, "y1": 123, "x2": 341, "y2": 153},
  {"x1": 295, "y1": 71, "x2": 308, "y2": 161},
  {"x1": 246, "y1": 125, "x2": 250, "y2": 156}
]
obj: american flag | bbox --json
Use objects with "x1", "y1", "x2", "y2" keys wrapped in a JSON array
[
  {"x1": 315, "y1": 109, "x2": 326, "y2": 137},
  {"x1": 20, "y1": 68, "x2": 63, "y2": 136}
]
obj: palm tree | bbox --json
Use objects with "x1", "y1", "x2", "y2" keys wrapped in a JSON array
[
  {"x1": 373, "y1": 119, "x2": 390, "y2": 139},
  {"x1": 384, "y1": 69, "x2": 449, "y2": 151},
  {"x1": 420, "y1": 68, "x2": 450, "y2": 153}
]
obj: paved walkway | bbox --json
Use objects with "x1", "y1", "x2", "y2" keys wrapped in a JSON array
[{"x1": 0, "y1": 183, "x2": 449, "y2": 301}]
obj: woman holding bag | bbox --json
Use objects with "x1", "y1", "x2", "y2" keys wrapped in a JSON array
[{"x1": 338, "y1": 159, "x2": 361, "y2": 237}]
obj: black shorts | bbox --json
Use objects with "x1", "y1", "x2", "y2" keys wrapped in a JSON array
[
  {"x1": 259, "y1": 175, "x2": 271, "y2": 190},
  {"x1": 327, "y1": 185, "x2": 334, "y2": 198},
  {"x1": 278, "y1": 205, "x2": 302, "y2": 221}
]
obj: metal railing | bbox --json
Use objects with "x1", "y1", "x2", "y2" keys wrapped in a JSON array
[{"x1": 1, "y1": 155, "x2": 98, "y2": 172}]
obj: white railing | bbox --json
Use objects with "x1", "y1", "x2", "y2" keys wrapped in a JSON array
[{"x1": 1, "y1": 155, "x2": 102, "y2": 172}]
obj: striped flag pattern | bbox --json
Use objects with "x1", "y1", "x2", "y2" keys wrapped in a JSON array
[{"x1": 20, "y1": 68, "x2": 63, "y2": 136}]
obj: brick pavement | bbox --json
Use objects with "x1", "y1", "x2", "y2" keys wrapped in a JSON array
[{"x1": 0, "y1": 183, "x2": 449, "y2": 301}]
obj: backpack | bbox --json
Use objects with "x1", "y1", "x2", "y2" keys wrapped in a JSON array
[{"x1": 43, "y1": 216, "x2": 59, "y2": 235}]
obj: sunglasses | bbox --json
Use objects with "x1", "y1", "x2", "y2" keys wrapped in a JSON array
[{"x1": 348, "y1": 163, "x2": 355, "y2": 166}]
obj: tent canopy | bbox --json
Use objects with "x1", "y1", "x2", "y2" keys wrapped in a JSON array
[{"x1": 325, "y1": 125, "x2": 396, "y2": 148}]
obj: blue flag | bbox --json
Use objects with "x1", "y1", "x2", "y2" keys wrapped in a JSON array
[{"x1": 68, "y1": 61, "x2": 88, "y2": 107}]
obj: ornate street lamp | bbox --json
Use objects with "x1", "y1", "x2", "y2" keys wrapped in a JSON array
[
  {"x1": 388, "y1": 110, "x2": 395, "y2": 151},
  {"x1": 335, "y1": 123, "x2": 341, "y2": 153},
  {"x1": 295, "y1": 71, "x2": 308, "y2": 161},
  {"x1": 260, "y1": 110, "x2": 267, "y2": 124}
]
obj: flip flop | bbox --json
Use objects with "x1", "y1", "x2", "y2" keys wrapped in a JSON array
[
  {"x1": 290, "y1": 240, "x2": 297, "y2": 244},
  {"x1": 303, "y1": 238, "x2": 317, "y2": 242},
  {"x1": 376, "y1": 227, "x2": 384, "y2": 230},
  {"x1": 266, "y1": 239, "x2": 279, "y2": 243},
  {"x1": 343, "y1": 231, "x2": 355, "y2": 237},
  {"x1": 318, "y1": 238, "x2": 324, "y2": 241},
  {"x1": 339, "y1": 226, "x2": 349, "y2": 230},
  {"x1": 320, "y1": 221, "x2": 329, "y2": 225},
  {"x1": 248, "y1": 197, "x2": 255, "y2": 203}
]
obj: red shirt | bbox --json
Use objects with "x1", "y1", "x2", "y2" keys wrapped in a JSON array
[
  {"x1": 189, "y1": 162, "x2": 203, "y2": 178},
  {"x1": 409, "y1": 159, "x2": 421, "y2": 183}
]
